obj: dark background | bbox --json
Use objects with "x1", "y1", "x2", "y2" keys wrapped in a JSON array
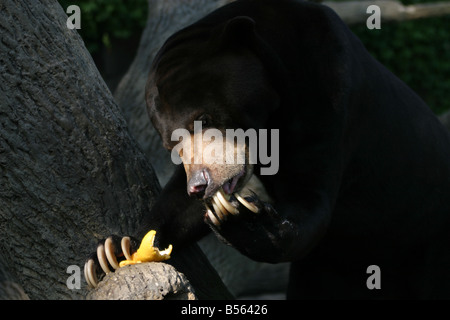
[{"x1": 58, "y1": 0, "x2": 450, "y2": 115}]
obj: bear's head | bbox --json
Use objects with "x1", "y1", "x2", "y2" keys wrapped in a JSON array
[{"x1": 146, "y1": 17, "x2": 279, "y2": 201}]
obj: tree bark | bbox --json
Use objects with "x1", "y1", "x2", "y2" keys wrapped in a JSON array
[
  {"x1": 0, "y1": 0, "x2": 231, "y2": 300},
  {"x1": 0, "y1": 258, "x2": 29, "y2": 299}
]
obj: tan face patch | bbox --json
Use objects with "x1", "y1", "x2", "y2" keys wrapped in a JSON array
[{"x1": 176, "y1": 128, "x2": 250, "y2": 194}]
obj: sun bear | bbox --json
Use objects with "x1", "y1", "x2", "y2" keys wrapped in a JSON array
[{"x1": 85, "y1": 0, "x2": 450, "y2": 299}]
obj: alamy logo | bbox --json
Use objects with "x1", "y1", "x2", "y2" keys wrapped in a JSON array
[
  {"x1": 171, "y1": 121, "x2": 280, "y2": 175},
  {"x1": 66, "y1": 265, "x2": 81, "y2": 289},
  {"x1": 367, "y1": 5, "x2": 381, "y2": 29},
  {"x1": 366, "y1": 265, "x2": 381, "y2": 290},
  {"x1": 66, "y1": 5, "x2": 81, "y2": 30}
]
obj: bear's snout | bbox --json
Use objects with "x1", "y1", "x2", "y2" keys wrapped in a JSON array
[{"x1": 187, "y1": 168, "x2": 211, "y2": 197}]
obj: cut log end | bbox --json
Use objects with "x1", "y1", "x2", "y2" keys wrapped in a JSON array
[{"x1": 86, "y1": 262, "x2": 197, "y2": 300}]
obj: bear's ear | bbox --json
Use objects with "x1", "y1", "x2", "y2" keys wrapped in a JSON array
[
  {"x1": 219, "y1": 16, "x2": 257, "y2": 47},
  {"x1": 224, "y1": 16, "x2": 256, "y2": 35}
]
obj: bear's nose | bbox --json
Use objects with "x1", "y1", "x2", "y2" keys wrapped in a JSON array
[{"x1": 187, "y1": 169, "x2": 210, "y2": 197}]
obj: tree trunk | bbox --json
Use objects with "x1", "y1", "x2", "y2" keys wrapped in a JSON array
[{"x1": 0, "y1": 0, "x2": 231, "y2": 300}]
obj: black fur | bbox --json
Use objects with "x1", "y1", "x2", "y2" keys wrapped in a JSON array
[{"x1": 97, "y1": 0, "x2": 450, "y2": 298}]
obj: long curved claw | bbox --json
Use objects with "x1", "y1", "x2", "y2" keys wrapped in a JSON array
[
  {"x1": 121, "y1": 236, "x2": 133, "y2": 261},
  {"x1": 217, "y1": 189, "x2": 239, "y2": 214},
  {"x1": 235, "y1": 192, "x2": 259, "y2": 213},
  {"x1": 84, "y1": 259, "x2": 98, "y2": 288},
  {"x1": 212, "y1": 198, "x2": 226, "y2": 221},
  {"x1": 84, "y1": 235, "x2": 140, "y2": 288},
  {"x1": 104, "y1": 237, "x2": 120, "y2": 270},
  {"x1": 206, "y1": 205, "x2": 221, "y2": 227},
  {"x1": 97, "y1": 244, "x2": 111, "y2": 274}
]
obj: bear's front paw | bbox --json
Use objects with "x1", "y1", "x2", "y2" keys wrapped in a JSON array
[
  {"x1": 203, "y1": 189, "x2": 280, "y2": 258},
  {"x1": 84, "y1": 230, "x2": 172, "y2": 288},
  {"x1": 84, "y1": 234, "x2": 139, "y2": 288}
]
